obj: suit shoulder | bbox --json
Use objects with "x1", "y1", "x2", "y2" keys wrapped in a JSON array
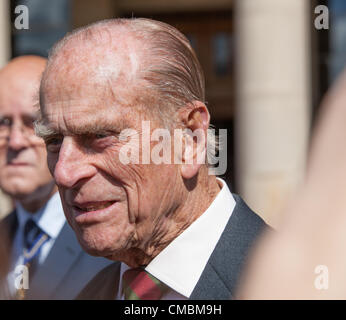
[
  {"x1": 195, "y1": 195, "x2": 268, "y2": 298},
  {"x1": 76, "y1": 262, "x2": 120, "y2": 300},
  {"x1": 0, "y1": 210, "x2": 16, "y2": 227},
  {"x1": 231, "y1": 193, "x2": 268, "y2": 232},
  {"x1": 0, "y1": 210, "x2": 17, "y2": 244}
]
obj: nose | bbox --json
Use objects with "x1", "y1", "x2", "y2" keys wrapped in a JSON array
[
  {"x1": 8, "y1": 124, "x2": 29, "y2": 151},
  {"x1": 53, "y1": 137, "x2": 97, "y2": 189}
]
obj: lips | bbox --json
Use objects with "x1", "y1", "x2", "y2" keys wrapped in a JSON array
[
  {"x1": 73, "y1": 201, "x2": 115, "y2": 213},
  {"x1": 8, "y1": 162, "x2": 30, "y2": 166},
  {"x1": 69, "y1": 200, "x2": 120, "y2": 225}
]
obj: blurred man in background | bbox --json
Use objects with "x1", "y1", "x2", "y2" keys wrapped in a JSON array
[{"x1": 0, "y1": 56, "x2": 111, "y2": 299}]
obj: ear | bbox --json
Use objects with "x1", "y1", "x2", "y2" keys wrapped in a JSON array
[{"x1": 179, "y1": 101, "x2": 210, "y2": 180}]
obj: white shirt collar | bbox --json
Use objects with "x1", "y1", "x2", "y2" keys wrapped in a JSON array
[
  {"x1": 15, "y1": 192, "x2": 65, "y2": 239},
  {"x1": 118, "y1": 178, "x2": 236, "y2": 299}
]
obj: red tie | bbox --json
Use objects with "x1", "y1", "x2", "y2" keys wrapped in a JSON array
[{"x1": 122, "y1": 268, "x2": 169, "y2": 300}]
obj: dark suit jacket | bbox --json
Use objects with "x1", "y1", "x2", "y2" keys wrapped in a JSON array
[
  {"x1": 77, "y1": 194, "x2": 267, "y2": 300},
  {"x1": 1, "y1": 209, "x2": 113, "y2": 299}
]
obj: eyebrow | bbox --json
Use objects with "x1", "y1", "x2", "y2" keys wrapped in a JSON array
[
  {"x1": 0, "y1": 112, "x2": 37, "y2": 118},
  {"x1": 35, "y1": 117, "x2": 127, "y2": 140},
  {"x1": 34, "y1": 120, "x2": 58, "y2": 140}
]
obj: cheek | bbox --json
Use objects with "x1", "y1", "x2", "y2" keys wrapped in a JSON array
[
  {"x1": 0, "y1": 147, "x2": 7, "y2": 167},
  {"x1": 33, "y1": 146, "x2": 52, "y2": 174},
  {"x1": 97, "y1": 148, "x2": 149, "y2": 218},
  {"x1": 101, "y1": 145, "x2": 145, "y2": 183},
  {"x1": 101, "y1": 145, "x2": 176, "y2": 196},
  {"x1": 60, "y1": 196, "x2": 74, "y2": 224}
]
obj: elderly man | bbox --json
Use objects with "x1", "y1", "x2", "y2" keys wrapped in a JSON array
[
  {"x1": 0, "y1": 56, "x2": 112, "y2": 299},
  {"x1": 37, "y1": 18, "x2": 266, "y2": 300}
]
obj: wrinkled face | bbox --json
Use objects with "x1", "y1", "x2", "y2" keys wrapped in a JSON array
[
  {"x1": 0, "y1": 76, "x2": 53, "y2": 198},
  {"x1": 41, "y1": 60, "x2": 180, "y2": 258}
]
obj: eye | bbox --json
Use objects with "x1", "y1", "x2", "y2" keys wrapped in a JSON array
[
  {"x1": 45, "y1": 135, "x2": 63, "y2": 152},
  {"x1": 22, "y1": 114, "x2": 36, "y2": 129},
  {"x1": 89, "y1": 132, "x2": 117, "y2": 150},
  {"x1": 95, "y1": 133, "x2": 109, "y2": 139},
  {"x1": 0, "y1": 117, "x2": 11, "y2": 127}
]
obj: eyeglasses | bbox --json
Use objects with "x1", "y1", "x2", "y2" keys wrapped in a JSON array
[{"x1": 0, "y1": 114, "x2": 36, "y2": 139}]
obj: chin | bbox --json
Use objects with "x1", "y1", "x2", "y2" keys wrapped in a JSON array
[
  {"x1": 1, "y1": 183, "x2": 36, "y2": 199},
  {"x1": 78, "y1": 238, "x2": 121, "y2": 258},
  {"x1": 75, "y1": 227, "x2": 126, "y2": 258}
]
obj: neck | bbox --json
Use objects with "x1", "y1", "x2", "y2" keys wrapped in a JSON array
[
  {"x1": 17, "y1": 182, "x2": 58, "y2": 213},
  {"x1": 115, "y1": 169, "x2": 221, "y2": 267}
]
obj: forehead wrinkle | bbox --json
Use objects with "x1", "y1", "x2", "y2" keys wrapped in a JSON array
[
  {"x1": 42, "y1": 51, "x2": 144, "y2": 121},
  {"x1": 40, "y1": 23, "x2": 158, "y2": 117},
  {"x1": 66, "y1": 118, "x2": 127, "y2": 135},
  {"x1": 45, "y1": 28, "x2": 144, "y2": 91},
  {"x1": 43, "y1": 109, "x2": 130, "y2": 136},
  {"x1": 40, "y1": 23, "x2": 165, "y2": 135}
]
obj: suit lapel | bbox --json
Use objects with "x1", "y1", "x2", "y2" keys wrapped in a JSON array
[
  {"x1": 190, "y1": 194, "x2": 266, "y2": 300},
  {"x1": 189, "y1": 262, "x2": 232, "y2": 299},
  {"x1": 2, "y1": 210, "x2": 18, "y2": 243},
  {"x1": 1, "y1": 210, "x2": 18, "y2": 256},
  {"x1": 27, "y1": 222, "x2": 83, "y2": 299}
]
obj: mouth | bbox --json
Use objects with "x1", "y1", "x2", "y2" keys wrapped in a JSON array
[
  {"x1": 8, "y1": 162, "x2": 30, "y2": 166},
  {"x1": 71, "y1": 201, "x2": 118, "y2": 224},
  {"x1": 74, "y1": 201, "x2": 115, "y2": 212}
]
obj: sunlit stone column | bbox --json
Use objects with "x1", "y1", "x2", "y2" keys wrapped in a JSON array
[
  {"x1": 0, "y1": 0, "x2": 12, "y2": 218},
  {"x1": 235, "y1": 0, "x2": 311, "y2": 227},
  {"x1": 0, "y1": 0, "x2": 10, "y2": 68},
  {"x1": 0, "y1": 189, "x2": 12, "y2": 219}
]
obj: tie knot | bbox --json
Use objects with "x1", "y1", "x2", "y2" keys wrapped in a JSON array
[
  {"x1": 122, "y1": 267, "x2": 169, "y2": 300},
  {"x1": 23, "y1": 219, "x2": 42, "y2": 250}
]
